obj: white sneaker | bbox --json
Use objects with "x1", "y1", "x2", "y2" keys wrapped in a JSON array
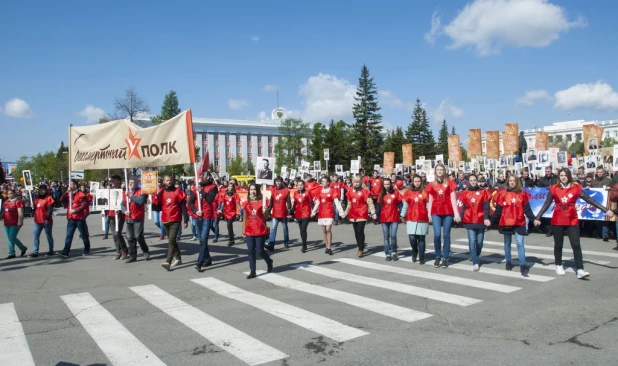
[
  {"x1": 171, "y1": 258, "x2": 182, "y2": 268},
  {"x1": 190, "y1": 236, "x2": 197, "y2": 241},
  {"x1": 556, "y1": 265, "x2": 566, "y2": 276},
  {"x1": 472, "y1": 264, "x2": 480, "y2": 272},
  {"x1": 576, "y1": 269, "x2": 590, "y2": 279}
]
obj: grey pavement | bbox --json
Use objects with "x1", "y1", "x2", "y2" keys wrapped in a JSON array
[{"x1": 1, "y1": 213, "x2": 618, "y2": 366}]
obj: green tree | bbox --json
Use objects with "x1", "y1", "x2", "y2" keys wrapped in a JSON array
[
  {"x1": 244, "y1": 159, "x2": 255, "y2": 175},
  {"x1": 451, "y1": 126, "x2": 456, "y2": 136},
  {"x1": 406, "y1": 98, "x2": 435, "y2": 158},
  {"x1": 601, "y1": 137, "x2": 618, "y2": 148},
  {"x1": 324, "y1": 120, "x2": 353, "y2": 171},
  {"x1": 437, "y1": 119, "x2": 449, "y2": 158},
  {"x1": 382, "y1": 127, "x2": 407, "y2": 164},
  {"x1": 274, "y1": 117, "x2": 311, "y2": 170},
  {"x1": 151, "y1": 90, "x2": 181, "y2": 123},
  {"x1": 351, "y1": 64, "x2": 384, "y2": 167},
  {"x1": 568, "y1": 141, "x2": 584, "y2": 155},
  {"x1": 310, "y1": 122, "x2": 327, "y2": 163},
  {"x1": 227, "y1": 156, "x2": 245, "y2": 176}
]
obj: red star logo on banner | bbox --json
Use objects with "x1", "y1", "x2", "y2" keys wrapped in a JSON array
[{"x1": 125, "y1": 129, "x2": 142, "y2": 160}]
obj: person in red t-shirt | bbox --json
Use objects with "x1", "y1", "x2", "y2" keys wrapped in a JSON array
[
  {"x1": 426, "y1": 164, "x2": 461, "y2": 269},
  {"x1": 490, "y1": 174, "x2": 538, "y2": 276},
  {"x1": 378, "y1": 179, "x2": 403, "y2": 260},
  {"x1": 457, "y1": 174, "x2": 492, "y2": 271},
  {"x1": 330, "y1": 175, "x2": 345, "y2": 225},
  {"x1": 242, "y1": 183, "x2": 273, "y2": 279},
  {"x1": 400, "y1": 175, "x2": 430, "y2": 264},
  {"x1": 189, "y1": 171, "x2": 218, "y2": 272},
  {"x1": 367, "y1": 170, "x2": 384, "y2": 225},
  {"x1": 2, "y1": 189, "x2": 27, "y2": 259},
  {"x1": 30, "y1": 184, "x2": 55, "y2": 257},
  {"x1": 122, "y1": 176, "x2": 151, "y2": 263},
  {"x1": 158, "y1": 175, "x2": 189, "y2": 271},
  {"x1": 56, "y1": 180, "x2": 91, "y2": 258},
  {"x1": 310, "y1": 176, "x2": 345, "y2": 255},
  {"x1": 266, "y1": 177, "x2": 291, "y2": 251},
  {"x1": 290, "y1": 180, "x2": 314, "y2": 253},
  {"x1": 219, "y1": 183, "x2": 242, "y2": 247},
  {"x1": 535, "y1": 168, "x2": 613, "y2": 279},
  {"x1": 341, "y1": 177, "x2": 376, "y2": 257}
]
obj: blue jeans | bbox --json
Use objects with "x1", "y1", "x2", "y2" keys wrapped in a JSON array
[
  {"x1": 382, "y1": 222, "x2": 398, "y2": 255},
  {"x1": 408, "y1": 234, "x2": 425, "y2": 256},
  {"x1": 153, "y1": 211, "x2": 165, "y2": 237},
  {"x1": 374, "y1": 202, "x2": 381, "y2": 222},
  {"x1": 503, "y1": 232, "x2": 526, "y2": 265},
  {"x1": 191, "y1": 217, "x2": 198, "y2": 237},
  {"x1": 466, "y1": 228, "x2": 484, "y2": 265},
  {"x1": 432, "y1": 215, "x2": 454, "y2": 259},
  {"x1": 597, "y1": 221, "x2": 609, "y2": 237},
  {"x1": 196, "y1": 219, "x2": 212, "y2": 265},
  {"x1": 333, "y1": 202, "x2": 339, "y2": 221},
  {"x1": 245, "y1": 235, "x2": 272, "y2": 273},
  {"x1": 33, "y1": 222, "x2": 54, "y2": 254},
  {"x1": 62, "y1": 219, "x2": 91, "y2": 255},
  {"x1": 4, "y1": 226, "x2": 26, "y2": 256},
  {"x1": 210, "y1": 217, "x2": 220, "y2": 240},
  {"x1": 268, "y1": 218, "x2": 289, "y2": 246}
]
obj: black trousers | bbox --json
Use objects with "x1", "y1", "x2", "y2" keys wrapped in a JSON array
[
  {"x1": 552, "y1": 225, "x2": 584, "y2": 270},
  {"x1": 352, "y1": 221, "x2": 366, "y2": 250},
  {"x1": 109, "y1": 216, "x2": 127, "y2": 254},
  {"x1": 226, "y1": 219, "x2": 235, "y2": 241},
  {"x1": 126, "y1": 220, "x2": 149, "y2": 257},
  {"x1": 163, "y1": 222, "x2": 181, "y2": 263},
  {"x1": 296, "y1": 218, "x2": 310, "y2": 246}
]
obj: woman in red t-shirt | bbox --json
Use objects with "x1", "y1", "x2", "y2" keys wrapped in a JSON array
[
  {"x1": 378, "y1": 179, "x2": 402, "y2": 260},
  {"x1": 242, "y1": 184, "x2": 273, "y2": 279},
  {"x1": 311, "y1": 176, "x2": 345, "y2": 255},
  {"x1": 426, "y1": 164, "x2": 460, "y2": 268},
  {"x1": 457, "y1": 174, "x2": 492, "y2": 272},
  {"x1": 219, "y1": 184, "x2": 241, "y2": 247},
  {"x1": 2, "y1": 189, "x2": 27, "y2": 259},
  {"x1": 535, "y1": 168, "x2": 613, "y2": 279},
  {"x1": 341, "y1": 177, "x2": 376, "y2": 257},
  {"x1": 290, "y1": 180, "x2": 314, "y2": 253},
  {"x1": 400, "y1": 175, "x2": 429, "y2": 264},
  {"x1": 31, "y1": 184, "x2": 55, "y2": 257}
]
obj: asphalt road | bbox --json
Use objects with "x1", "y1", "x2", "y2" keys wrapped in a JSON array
[{"x1": 1, "y1": 213, "x2": 617, "y2": 366}]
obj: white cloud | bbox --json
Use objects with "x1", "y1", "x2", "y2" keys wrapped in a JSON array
[
  {"x1": 3, "y1": 98, "x2": 34, "y2": 118},
  {"x1": 77, "y1": 104, "x2": 106, "y2": 123},
  {"x1": 228, "y1": 99, "x2": 249, "y2": 110},
  {"x1": 433, "y1": 98, "x2": 465, "y2": 123},
  {"x1": 516, "y1": 90, "x2": 553, "y2": 106},
  {"x1": 298, "y1": 73, "x2": 357, "y2": 122},
  {"x1": 251, "y1": 35, "x2": 260, "y2": 42},
  {"x1": 258, "y1": 111, "x2": 267, "y2": 119},
  {"x1": 429, "y1": 0, "x2": 586, "y2": 56},
  {"x1": 424, "y1": 11, "x2": 442, "y2": 45},
  {"x1": 554, "y1": 81, "x2": 618, "y2": 111},
  {"x1": 263, "y1": 84, "x2": 278, "y2": 92},
  {"x1": 378, "y1": 90, "x2": 403, "y2": 108}
]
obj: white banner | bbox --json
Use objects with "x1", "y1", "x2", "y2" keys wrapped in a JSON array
[{"x1": 70, "y1": 110, "x2": 195, "y2": 170}]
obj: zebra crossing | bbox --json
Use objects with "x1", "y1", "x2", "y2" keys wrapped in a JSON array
[{"x1": 2, "y1": 239, "x2": 616, "y2": 366}]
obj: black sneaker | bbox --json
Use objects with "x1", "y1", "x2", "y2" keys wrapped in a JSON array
[
  {"x1": 284, "y1": 242, "x2": 289, "y2": 249},
  {"x1": 392, "y1": 253, "x2": 399, "y2": 261},
  {"x1": 56, "y1": 252, "x2": 69, "y2": 258},
  {"x1": 227, "y1": 241, "x2": 234, "y2": 247},
  {"x1": 125, "y1": 257, "x2": 137, "y2": 263},
  {"x1": 246, "y1": 271, "x2": 257, "y2": 279},
  {"x1": 301, "y1": 245, "x2": 307, "y2": 253},
  {"x1": 264, "y1": 244, "x2": 275, "y2": 252},
  {"x1": 520, "y1": 265, "x2": 529, "y2": 276},
  {"x1": 441, "y1": 258, "x2": 449, "y2": 269},
  {"x1": 434, "y1": 258, "x2": 441, "y2": 268},
  {"x1": 419, "y1": 257, "x2": 425, "y2": 265},
  {"x1": 194, "y1": 264, "x2": 202, "y2": 272},
  {"x1": 161, "y1": 262, "x2": 171, "y2": 271},
  {"x1": 545, "y1": 232, "x2": 553, "y2": 237},
  {"x1": 326, "y1": 248, "x2": 333, "y2": 256},
  {"x1": 505, "y1": 261, "x2": 514, "y2": 271},
  {"x1": 204, "y1": 260, "x2": 212, "y2": 267},
  {"x1": 28, "y1": 253, "x2": 39, "y2": 258},
  {"x1": 82, "y1": 251, "x2": 90, "y2": 256},
  {"x1": 4, "y1": 255, "x2": 16, "y2": 259},
  {"x1": 212, "y1": 238, "x2": 218, "y2": 243},
  {"x1": 267, "y1": 261, "x2": 273, "y2": 273},
  {"x1": 412, "y1": 253, "x2": 418, "y2": 263},
  {"x1": 385, "y1": 256, "x2": 392, "y2": 261},
  {"x1": 20, "y1": 247, "x2": 28, "y2": 257},
  {"x1": 46, "y1": 252, "x2": 55, "y2": 257},
  {"x1": 603, "y1": 236, "x2": 609, "y2": 242}
]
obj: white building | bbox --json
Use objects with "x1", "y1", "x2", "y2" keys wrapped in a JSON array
[{"x1": 481, "y1": 119, "x2": 618, "y2": 155}]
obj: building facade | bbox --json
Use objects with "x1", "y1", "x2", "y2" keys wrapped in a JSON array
[{"x1": 481, "y1": 119, "x2": 618, "y2": 155}]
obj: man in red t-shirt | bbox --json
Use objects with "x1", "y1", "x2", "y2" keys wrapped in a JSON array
[
  {"x1": 122, "y1": 176, "x2": 150, "y2": 263},
  {"x1": 157, "y1": 175, "x2": 189, "y2": 271},
  {"x1": 57, "y1": 180, "x2": 91, "y2": 257},
  {"x1": 30, "y1": 184, "x2": 55, "y2": 257}
]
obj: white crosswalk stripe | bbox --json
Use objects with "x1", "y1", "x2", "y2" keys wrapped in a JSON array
[
  {"x1": 335, "y1": 257, "x2": 521, "y2": 292},
  {"x1": 191, "y1": 277, "x2": 368, "y2": 342},
  {"x1": 251, "y1": 271, "x2": 433, "y2": 323},
  {"x1": 370, "y1": 252, "x2": 556, "y2": 281},
  {"x1": 456, "y1": 238, "x2": 618, "y2": 258},
  {"x1": 0, "y1": 303, "x2": 35, "y2": 366},
  {"x1": 61, "y1": 293, "x2": 165, "y2": 366},
  {"x1": 291, "y1": 264, "x2": 482, "y2": 306},
  {"x1": 131, "y1": 284, "x2": 288, "y2": 366},
  {"x1": 449, "y1": 252, "x2": 576, "y2": 273},
  {"x1": 449, "y1": 244, "x2": 610, "y2": 265}
]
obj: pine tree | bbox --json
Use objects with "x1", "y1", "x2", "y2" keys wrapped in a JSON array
[
  {"x1": 151, "y1": 90, "x2": 181, "y2": 123},
  {"x1": 324, "y1": 120, "x2": 352, "y2": 170},
  {"x1": 437, "y1": 119, "x2": 449, "y2": 158},
  {"x1": 451, "y1": 126, "x2": 456, "y2": 136},
  {"x1": 351, "y1": 64, "x2": 384, "y2": 167},
  {"x1": 310, "y1": 122, "x2": 327, "y2": 163},
  {"x1": 406, "y1": 98, "x2": 436, "y2": 158}
]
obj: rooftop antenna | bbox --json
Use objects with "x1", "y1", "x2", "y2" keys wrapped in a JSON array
[{"x1": 277, "y1": 86, "x2": 280, "y2": 108}]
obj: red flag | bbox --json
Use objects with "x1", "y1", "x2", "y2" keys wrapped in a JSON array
[{"x1": 197, "y1": 151, "x2": 209, "y2": 177}]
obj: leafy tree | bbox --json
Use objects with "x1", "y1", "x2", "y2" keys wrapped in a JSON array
[
  {"x1": 568, "y1": 141, "x2": 584, "y2": 155},
  {"x1": 114, "y1": 85, "x2": 150, "y2": 122},
  {"x1": 275, "y1": 118, "x2": 311, "y2": 170},
  {"x1": 227, "y1": 156, "x2": 245, "y2": 176},
  {"x1": 406, "y1": 98, "x2": 435, "y2": 158},
  {"x1": 351, "y1": 64, "x2": 384, "y2": 167},
  {"x1": 382, "y1": 127, "x2": 407, "y2": 164},
  {"x1": 310, "y1": 122, "x2": 327, "y2": 163},
  {"x1": 151, "y1": 90, "x2": 181, "y2": 123},
  {"x1": 244, "y1": 159, "x2": 255, "y2": 175},
  {"x1": 601, "y1": 137, "x2": 618, "y2": 148},
  {"x1": 437, "y1": 119, "x2": 449, "y2": 158},
  {"x1": 324, "y1": 120, "x2": 353, "y2": 171}
]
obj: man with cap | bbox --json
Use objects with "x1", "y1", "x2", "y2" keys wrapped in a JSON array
[
  {"x1": 122, "y1": 176, "x2": 150, "y2": 263},
  {"x1": 56, "y1": 180, "x2": 91, "y2": 257},
  {"x1": 107, "y1": 175, "x2": 128, "y2": 259}
]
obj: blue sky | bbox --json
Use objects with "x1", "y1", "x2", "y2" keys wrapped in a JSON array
[{"x1": 1, "y1": 0, "x2": 617, "y2": 162}]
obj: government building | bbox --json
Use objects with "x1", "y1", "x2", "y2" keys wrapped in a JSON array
[{"x1": 482, "y1": 119, "x2": 618, "y2": 155}]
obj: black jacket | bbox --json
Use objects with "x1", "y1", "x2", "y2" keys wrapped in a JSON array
[{"x1": 537, "y1": 174, "x2": 557, "y2": 188}]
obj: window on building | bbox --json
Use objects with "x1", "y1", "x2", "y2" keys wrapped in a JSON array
[
  {"x1": 548, "y1": 136, "x2": 554, "y2": 143},
  {"x1": 214, "y1": 158, "x2": 219, "y2": 167},
  {"x1": 237, "y1": 145, "x2": 241, "y2": 155},
  {"x1": 575, "y1": 133, "x2": 582, "y2": 141},
  {"x1": 566, "y1": 134, "x2": 572, "y2": 142},
  {"x1": 615, "y1": 131, "x2": 618, "y2": 137},
  {"x1": 258, "y1": 146, "x2": 262, "y2": 155},
  {"x1": 555, "y1": 135, "x2": 563, "y2": 143},
  {"x1": 606, "y1": 132, "x2": 610, "y2": 139}
]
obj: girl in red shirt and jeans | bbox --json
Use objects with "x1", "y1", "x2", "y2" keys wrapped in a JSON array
[
  {"x1": 378, "y1": 179, "x2": 402, "y2": 260},
  {"x1": 242, "y1": 184, "x2": 273, "y2": 279},
  {"x1": 2, "y1": 189, "x2": 27, "y2": 259}
]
